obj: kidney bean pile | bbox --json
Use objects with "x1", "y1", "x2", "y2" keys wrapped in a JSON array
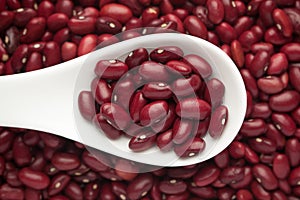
[
  {"x1": 78, "y1": 45, "x2": 228, "y2": 157},
  {"x1": 1, "y1": 0, "x2": 300, "y2": 199}
]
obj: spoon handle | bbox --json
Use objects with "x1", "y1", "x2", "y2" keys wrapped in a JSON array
[{"x1": 0, "y1": 57, "x2": 83, "y2": 142}]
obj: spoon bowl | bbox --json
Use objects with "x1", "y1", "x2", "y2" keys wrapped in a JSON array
[{"x1": 0, "y1": 33, "x2": 246, "y2": 167}]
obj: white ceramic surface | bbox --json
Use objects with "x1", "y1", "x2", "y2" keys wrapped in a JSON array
[{"x1": 0, "y1": 33, "x2": 246, "y2": 167}]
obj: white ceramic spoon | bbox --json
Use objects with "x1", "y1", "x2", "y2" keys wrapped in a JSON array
[{"x1": 0, "y1": 33, "x2": 246, "y2": 167}]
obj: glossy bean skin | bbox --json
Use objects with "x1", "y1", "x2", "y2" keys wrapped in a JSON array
[
  {"x1": 127, "y1": 174, "x2": 153, "y2": 200},
  {"x1": 176, "y1": 98, "x2": 211, "y2": 120},
  {"x1": 273, "y1": 154, "x2": 290, "y2": 179},
  {"x1": 129, "y1": 130, "x2": 156, "y2": 152},
  {"x1": 78, "y1": 91, "x2": 96, "y2": 121},
  {"x1": 130, "y1": 91, "x2": 148, "y2": 122},
  {"x1": 140, "y1": 100, "x2": 169, "y2": 126},
  {"x1": 252, "y1": 164, "x2": 278, "y2": 190},
  {"x1": 174, "y1": 137, "x2": 205, "y2": 158},
  {"x1": 18, "y1": 167, "x2": 50, "y2": 190},
  {"x1": 91, "y1": 78, "x2": 112, "y2": 105},
  {"x1": 208, "y1": 105, "x2": 228, "y2": 138},
  {"x1": 125, "y1": 48, "x2": 149, "y2": 69},
  {"x1": 171, "y1": 74, "x2": 202, "y2": 97},
  {"x1": 156, "y1": 129, "x2": 173, "y2": 151},
  {"x1": 159, "y1": 179, "x2": 187, "y2": 195},
  {"x1": 272, "y1": 113, "x2": 297, "y2": 136},
  {"x1": 183, "y1": 15, "x2": 208, "y2": 39},
  {"x1": 194, "y1": 164, "x2": 220, "y2": 187},
  {"x1": 138, "y1": 61, "x2": 170, "y2": 82},
  {"x1": 183, "y1": 54, "x2": 212, "y2": 79},
  {"x1": 269, "y1": 90, "x2": 300, "y2": 112},
  {"x1": 95, "y1": 59, "x2": 128, "y2": 80},
  {"x1": 172, "y1": 118, "x2": 194, "y2": 144},
  {"x1": 166, "y1": 60, "x2": 192, "y2": 76},
  {"x1": 150, "y1": 46, "x2": 184, "y2": 64},
  {"x1": 142, "y1": 82, "x2": 172, "y2": 100}
]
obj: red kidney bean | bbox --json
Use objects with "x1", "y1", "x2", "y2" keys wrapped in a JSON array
[
  {"x1": 188, "y1": 184, "x2": 217, "y2": 199},
  {"x1": 64, "y1": 181, "x2": 83, "y2": 200},
  {"x1": 47, "y1": 13, "x2": 68, "y2": 33},
  {"x1": 5, "y1": 168, "x2": 22, "y2": 187},
  {"x1": 288, "y1": 166, "x2": 300, "y2": 186},
  {"x1": 77, "y1": 34, "x2": 97, "y2": 56},
  {"x1": 238, "y1": 30, "x2": 260, "y2": 52},
  {"x1": 12, "y1": 136, "x2": 31, "y2": 167},
  {"x1": 39, "y1": 132, "x2": 64, "y2": 149},
  {"x1": 250, "y1": 102, "x2": 272, "y2": 119},
  {"x1": 183, "y1": 54, "x2": 212, "y2": 79},
  {"x1": 18, "y1": 167, "x2": 50, "y2": 190},
  {"x1": 99, "y1": 3, "x2": 133, "y2": 24},
  {"x1": 248, "y1": 50, "x2": 269, "y2": 78},
  {"x1": 273, "y1": 8, "x2": 294, "y2": 37},
  {"x1": 78, "y1": 91, "x2": 96, "y2": 121},
  {"x1": 82, "y1": 182, "x2": 100, "y2": 199},
  {"x1": 150, "y1": 46, "x2": 183, "y2": 64},
  {"x1": 272, "y1": 190, "x2": 288, "y2": 200},
  {"x1": 20, "y1": 17, "x2": 46, "y2": 44},
  {"x1": 240, "y1": 69, "x2": 259, "y2": 98},
  {"x1": 285, "y1": 138, "x2": 300, "y2": 167},
  {"x1": 266, "y1": 123, "x2": 286, "y2": 150},
  {"x1": 236, "y1": 189, "x2": 254, "y2": 200},
  {"x1": 265, "y1": 27, "x2": 292, "y2": 45},
  {"x1": 216, "y1": 22, "x2": 237, "y2": 44},
  {"x1": 205, "y1": 78, "x2": 226, "y2": 107},
  {"x1": 272, "y1": 154, "x2": 290, "y2": 179},
  {"x1": 55, "y1": 0, "x2": 73, "y2": 18},
  {"x1": 249, "y1": 137, "x2": 276, "y2": 154},
  {"x1": 43, "y1": 41, "x2": 61, "y2": 67},
  {"x1": 272, "y1": 113, "x2": 297, "y2": 136},
  {"x1": 253, "y1": 163, "x2": 278, "y2": 190},
  {"x1": 112, "y1": 181, "x2": 128, "y2": 200},
  {"x1": 234, "y1": 16, "x2": 254, "y2": 36},
  {"x1": 208, "y1": 105, "x2": 228, "y2": 138},
  {"x1": 100, "y1": 183, "x2": 117, "y2": 200},
  {"x1": 129, "y1": 130, "x2": 156, "y2": 151},
  {"x1": 0, "y1": 184, "x2": 24, "y2": 200},
  {"x1": 112, "y1": 78, "x2": 136, "y2": 109},
  {"x1": 114, "y1": 159, "x2": 139, "y2": 181},
  {"x1": 25, "y1": 51, "x2": 43, "y2": 72},
  {"x1": 284, "y1": 8, "x2": 300, "y2": 36},
  {"x1": 269, "y1": 90, "x2": 300, "y2": 112},
  {"x1": 176, "y1": 97, "x2": 211, "y2": 120},
  {"x1": 13, "y1": 8, "x2": 36, "y2": 28},
  {"x1": 244, "y1": 145, "x2": 259, "y2": 164},
  {"x1": 0, "y1": 130, "x2": 15, "y2": 154},
  {"x1": 52, "y1": 28, "x2": 70, "y2": 45},
  {"x1": 124, "y1": 17, "x2": 142, "y2": 30},
  {"x1": 257, "y1": 76, "x2": 284, "y2": 94},
  {"x1": 231, "y1": 40, "x2": 244, "y2": 68},
  {"x1": 160, "y1": 0, "x2": 174, "y2": 15},
  {"x1": 48, "y1": 173, "x2": 71, "y2": 196},
  {"x1": 68, "y1": 16, "x2": 96, "y2": 35},
  {"x1": 228, "y1": 141, "x2": 245, "y2": 159},
  {"x1": 126, "y1": 173, "x2": 153, "y2": 200},
  {"x1": 140, "y1": 100, "x2": 169, "y2": 126},
  {"x1": 206, "y1": 0, "x2": 224, "y2": 24},
  {"x1": 289, "y1": 66, "x2": 300, "y2": 92},
  {"x1": 138, "y1": 61, "x2": 170, "y2": 82},
  {"x1": 174, "y1": 137, "x2": 205, "y2": 157},
  {"x1": 221, "y1": 44, "x2": 231, "y2": 57},
  {"x1": 240, "y1": 118, "x2": 267, "y2": 137},
  {"x1": 184, "y1": 15, "x2": 208, "y2": 39},
  {"x1": 125, "y1": 48, "x2": 149, "y2": 69},
  {"x1": 278, "y1": 179, "x2": 291, "y2": 194},
  {"x1": 129, "y1": 91, "x2": 147, "y2": 123},
  {"x1": 166, "y1": 60, "x2": 192, "y2": 76},
  {"x1": 0, "y1": 11, "x2": 15, "y2": 32},
  {"x1": 251, "y1": 181, "x2": 271, "y2": 200},
  {"x1": 171, "y1": 74, "x2": 202, "y2": 97},
  {"x1": 214, "y1": 149, "x2": 229, "y2": 168},
  {"x1": 251, "y1": 42, "x2": 274, "y2": 56},
  {"x1": 151, "y1": 102, "x2": 176, "y2": 133},
  {"x1": 281, "y1": 42, "x2": 300, "y2": 62},
  {"x1": 207, "y1": 31, "x2": 220, "y2": 46},
  {"x1": 95, "y1": 16, "x2": 122, "y2": 35},
  {"x1": 172, "y1": 118, "x2": 194, "y2": 144},
  {"x1": 222, "y1": 0, "x2": 238, "y2": 23},
  {"x1": 167, "y1": 166, "x2": 198, "y2": 179},
  {"x1": 11, "y1": 44, "x2": 28, "y2": 72},
  {"x1": 229, "y1": 166, "x2": 253, "y2": 189},
  {"x1": 267, "y1": 53, "x2": 288, "y2": 75},
  {"x1": 217, "y1": 187, "x2": 235, "y2": 200},
  {"x1": 141, "y1": 7, "x2": 159, "y2": 26},
  {"x1": 194, "y1": 164, "x2": 220, "y2": 187},
  {"x1": 82, "y1": 150, "x2": 108, "y2": 172},
  {"x1": 91, "y1": 78, "x2": 112, "y2": 105},
  {"x1": 172, "y1": 8, "x2": 188, "y2": 20},
  {"x1": 142, "y1": 82, "x2": 172, "y2": 100},
  {"x1": 258, "y1": 1, "x2": 275, "y2": 28},
  {"x1": 220, "y1": 166, "x2": 244, "y2": 184},
  {"x1": 159, "y1": 179, "x2": 187, "y2": 195},
  {"x1": 156, "y1": 129, "x2": 173, "y2": 151},
  {"x1": 95, "y1": 59, "x2": 128, "y2": 80},
  {"x1": 51, "y1": 152, "x2": 80, "y2": 171},
  {"x1": 192, "y1": 5, "x2": 214, "y2": 29},
  {"x1": 194, "y1": 117, "x2": 210, "y2": 137}
]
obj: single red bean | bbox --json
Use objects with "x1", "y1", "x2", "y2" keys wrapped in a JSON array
[
  {"x1": 20, "y1": 17, "x2": 46, "y2": 43},
  {"x1": 125, "y1": 48, "x2": 149, "y2": 69},
  {"x1": 99, "y1": 3, "x2": 133, "y2": 24},
  {"x1": 215, "y1": 22, "x2": 237, "y2": 44},
  {"x1": 100, "y1": 183, "x2": 117, "y2": 200},
  {"x1": 159, "y1": 0, "x2": 174, "y2": 15},
  {"x1": 257, "y1": 76, "x2": 284, "y2": 94},
  {"x1": 166, "y1": 60, "x2": 192, "y2": 76},
  {"x1": 142, "y1": 82, "x2": 172, "y2": 100},
  {"x1": 111, "y1": 78, "x2": 135, "y2": 108},
  {"x1": 285, "y1": 138, "x2": 300, "y2": 167},
  {"x1": 129, "y1": 130, "x2": 156, "y2": 151},
  {"x1": 176, "y1": 97, "x2": 211, "y2": 120},
  {"x1": 219, "y1": 166, "x2": 244, "y2": 184},
  {"x1": 77, "y1": 34, "x2": 97, "y2": 56},
  {"x1": 141, "y1": 7, "x2": 159, "y2": 26},
  {"x1": 13, "y1": 8, "x2": 36, "y2": 28},
  {"x1": 194, "y1": 117, "x2": 210, "y2": 137},
  {"x1": 151, "y1": 102, "x2": 176, "y2": 133},
  {"x1": 174, "y1": 137, "x2": 205, "y2": 157},
  {"x1": 25, "y1": 52, "x2": 43, "y2": 72},
  {"x1": 0, "y1": 130, "x2": 15, "y2": 154},
  {"x1": 272, "y1": 113, "x2": 297, "y2": 136},
  {"x1": 217, "y1": 187, "x2": 235, "y2": 200},
  {"x1": 100, "y1": 102, "x2": 131, "y2": 130},
  {"x1": 208, "y1": 105, "x2": 228, "y2": 138},
  {"x1": 252, "y1": 163, "x2": 278, "y2": 190},
  {"x1": 39, "y1": 132, "x2": 63, "y2": 149},
  {"x1": 248, "y1": 50, "x2": 269, "y2": 78},
  {"x1": 231, "y1": 40, "x2": 244, "y2": 68},
  {"x1": 150, "y1": 46, "x2": 183, "y2": 64},
  {"x1": 239, "y1": 30, "x2": 259, "y2": 52},
  {"x1": 192, "y1": 5, "x2": 214, "y2": 29},
  {"x1": 222, "y1": 0, "x2": 238, "y2": 23},
  {"x1": 221, "y1": 44, "x2": 231, "y2": 57},
  {"x1": 240, "y1": 118, "x2": 267, "y2": 137},
  {"x1": 230, "y1": 167, "x2": 253, "y2": 189},
  {"x1": 0, "y1": 184, "x2": 24, "y2": 200},
  {"x1": 288, "y1": 166, "x2": 300, "y2": 187},
  {"x1": 48, "y1": 173, "x2": 71, "y2": 196},
  {"x1": 250, "y1": 102, "x2": 272, "y2": 119},
  {"x1": 5, "y1": 168, "x2": 22, "y2": 187},
  {"x1": 172, "y1": 8, "x2": 189, "y2": 20},
  {"x1": 156, "y1": 129, "x2": 173, "y2": 151},
  {"x1": 47, "y1": 13, "x2": 68, "y2": 32},
  {"x1": 184, "y1": 15, "x2": 208, "y2": 39},
  {"x1": 53, "y1": 28, "x2": 70, "y2": 45},
  {"x1": 171, "y1": 74, "x2": 202, "y2": 97},
  {"x1": 124, "y1": 17, "x2": 142, "y2": 30},
  {"x1": 129, "y1": 91, "x2": 148, "y2": 122},
  {"x1": 172, "y1": 118, "x2": 194, "y2": 144},
  {"x1": 234, "y1": 16, "x2": 254, "y2": 36},
  {"x1": 269, "y1": 90, "x2": 300, "y2": 112},
  {"x1": 248, "y1": 137, "x2": 276, "y2": 154},
  {"x1": 55, "y1": 0, "x2": 73, "y2": 18},
  {"x1": 93, "y1": 113, "x2": 123, "y2": 139},
  {"x1": 206, "y1": 0, "x2": 224, "y2": 24},
  {"x1": 264, "y1": 27, "x2": 292, "y2": 45},
  {"x1": 95, "y1": 59, "x2": 128, "y2": 80},
  {"x1": 0, "y1": 11, "x2": 15, "y2": 32},
  {"x1": 273, "y1": 8, "x2": 294, "y2": 37},
  {"x1": 289, "y1": 66, "x2": 300, "y2": 92},
  {"x1": 68, "y1": 16, "x2": 96, "y2": 35},
  {"x1": 283, "y1": 8, "x2": 300, "y2": 36},
  {"x1": 81, "y1": 150, "x2": 109, "y2": 172},
  {"x1": 43, "y1": 41, "x2": 61, "y2": 67},
  {"x1": 126, "y1": 174, "x2": 153, "y2": 200},
  {"x1": 228, "y1": 141, "x2": 245, "y2": 159},
  {"x1": 51, "y1": 152, "x2": 80, "y2": 171},
  {"x1": 83, "y1": 182, "x2": 101, "y2": 200},
  {"x1": 78, "y1": 91, "x2": 96, "y2": 121},
  {"x1": 244, "y1": 145, "x2": 259, "y2": 164},
  {"x1": 12, "y1": 136, "x2": 31, "y2": 167},
  {"x1": 18, "y1": 167, "x2": 50, "y2": 190},
  {"x1": 251, "y1": 42, "x2": 274, "y2": 55},
  {"x1": 258, "y1": 1, "x2": 276, "y2": 27},
  {"x1": 194, "y1": 164, "x2": 220, "y2": 187},
  {"x1": 251, "y1": 181, "x2": 271, "y2": 200},
  {"x1": 64, "y1": 181, "x2": 83, "y2": 200},
  {"x1": 140, "y1": 100, "x2": 169, "y2": 126},
  {"x1": 95, "y1": 16, "x2": 122, "y2": 35},
  {"x1": 236, "y1": 189, "x2": 254, "y2": 200},
  {"x1": 188, "y1": 184, "x2": 217, "y2": 199},
  {"x1": 273, "y1": 154, "x2": 290, "y2": 179},
  {"x1": 91, "y1": 78, "x2": 112, "y2": 105},
  {"x1": 183, "y1": 54, "x2": 212, "y2": 79},
  {"x1": 159, "y1": 179, "x2": 187, "y2": 195},
  {"x1": 11, "y1": 44, "x2": 28, "y2": 72},
  {"x1": 267, "y1": 53, "x2": 288, "y2": 75},
  {"x1": 214, "y1": 149, "x2": 229, "y2": 168},
  {"x1": 240, "y1": 69, "x2": 259, "y2": 99},
  {"x1": 280, "y1": 43, "x2": 300, "y2": 62}
]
